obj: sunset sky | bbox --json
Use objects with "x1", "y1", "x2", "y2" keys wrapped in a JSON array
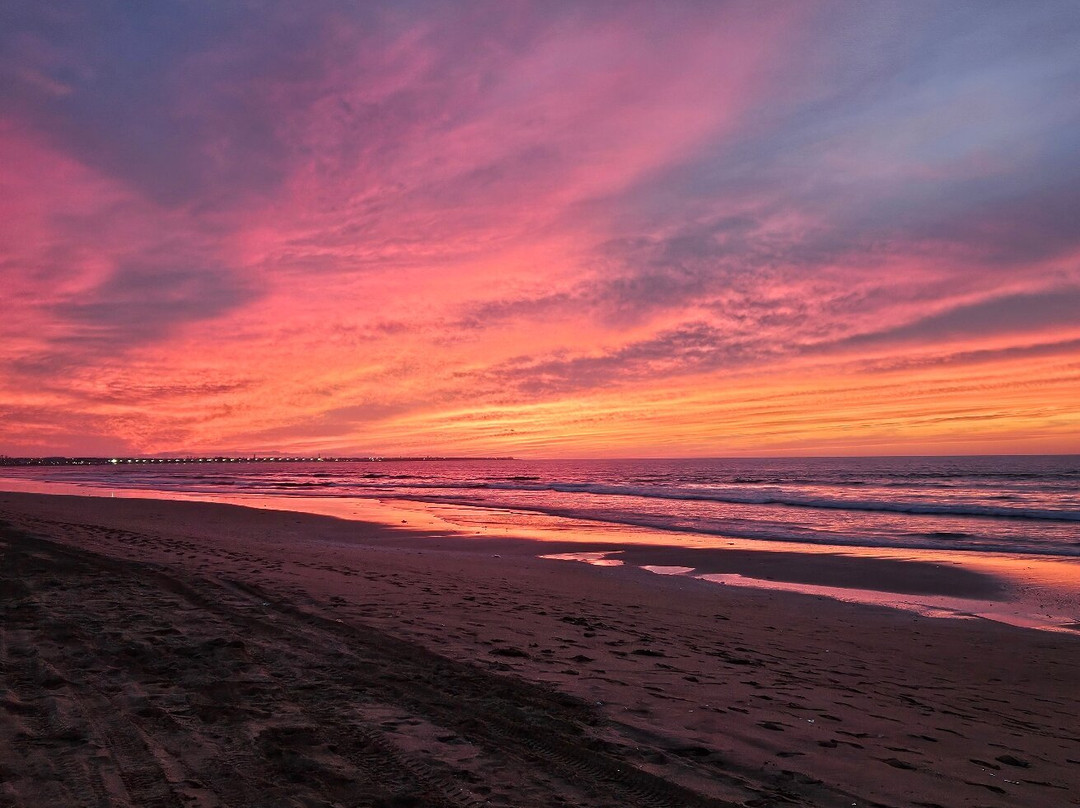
[{"x1": 2, "y1": 1, "x2": 1079, "y2": 458}]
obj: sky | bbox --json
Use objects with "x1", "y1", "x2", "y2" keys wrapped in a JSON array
[{"x1": 2, "y1": 1, "x2": 1079, "y2": 458}]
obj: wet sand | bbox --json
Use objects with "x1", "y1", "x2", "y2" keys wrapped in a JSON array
[{"x1": 1, "y1": 491, "x2": 1078, "y2": 807}]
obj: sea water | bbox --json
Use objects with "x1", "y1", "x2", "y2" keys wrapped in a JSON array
[{"x1": 3, "y1": 455, "x2": 1077, "y2": 557}]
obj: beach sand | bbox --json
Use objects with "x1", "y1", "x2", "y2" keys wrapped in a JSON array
[{"x1": 1, "y1": 491, "x2": 1077, "y2": 807}]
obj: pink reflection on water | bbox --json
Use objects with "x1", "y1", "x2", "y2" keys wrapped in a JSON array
[
  {"x1": 540, "y1": 552, "x2": 625, "y2": 567},
  {"x1": 695, "y1": 573, "x2": 1080, "y2": 634},
  {"x1": 641, "y1": 565, "x2": 696, "y2": 575}
]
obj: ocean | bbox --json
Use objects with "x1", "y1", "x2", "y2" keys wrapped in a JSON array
[{"x1": 2, "y1": 455, "x2": 1078, "y2": 557}]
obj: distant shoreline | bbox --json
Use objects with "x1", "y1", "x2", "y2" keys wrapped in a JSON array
[{"x1": 0, "y1": 455, "x2": 515, "y2": 467}]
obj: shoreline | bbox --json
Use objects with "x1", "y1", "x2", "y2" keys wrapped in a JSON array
[
  {"x1": 1, "y1": 490, "x2": 1079, "y2": 806},
  {"x1": 1, "y1": 482, "x2": 1078, "y2": 634}
]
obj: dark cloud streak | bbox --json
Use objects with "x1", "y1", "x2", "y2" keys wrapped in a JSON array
[{"x1": 836, "y1": 287, "x2": 1080, "y2": 349}]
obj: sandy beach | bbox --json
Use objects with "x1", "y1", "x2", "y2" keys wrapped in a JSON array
[{"x1": 1, "y1": 491, "x2": 1077, "y2": 807}]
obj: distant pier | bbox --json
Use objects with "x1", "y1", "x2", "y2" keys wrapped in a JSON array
[{"x1": 0, "y1": 456, "x2": 513, "y2": 467}]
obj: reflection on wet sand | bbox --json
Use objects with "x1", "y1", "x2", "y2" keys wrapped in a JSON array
[{"x1": 541, "y1": 549, "x2": 1080, "y2": 634}]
